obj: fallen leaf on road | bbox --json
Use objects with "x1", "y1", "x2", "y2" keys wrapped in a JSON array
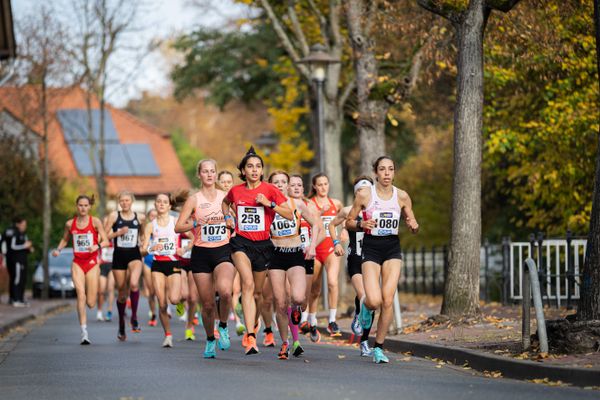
[
  {"x1": 584, "y1": 364, "x2": 593, "y2": 368},
  {"x1": 435, "y1": 365, "x2": 442, "y2": 368},
  {"x1": 429, "y1": 335, "x2": 438, "y2": 339},
  {"x1": 337, "y1": 355, "x2": 346, "y2": 359},
  {"x1": 304, "y1": 360, "x2": 310, "y2": 363},
  {"x1": 400, "y1": 356, "x2": 412, "y2": 362}
]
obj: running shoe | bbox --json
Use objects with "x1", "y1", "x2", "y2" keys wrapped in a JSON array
[
  {"x1": 292, "y1": 340, "x2": 304, "y2": 357},
  {"x1": 242, "y1": 333, "x2": 249, "y2": 348},
  {"x1": 278, "y1": 342, "x2": 289, "y2": 360},
  {"x1": 185, "y1": 328, "x2": 196, "y2": 341},
  {"x1": 309, "y1": 325, "x2": 321, "y2": 343},
  {"x1": 148, "y1": 315, "x2": 157, "y2": 327},
  {"x1": 105, "y1": 311, "x2": 112, "y2": 322},
  {"x1": 234, "y1": 303, "x2": 243, "y2": 320},
  {"x1": 131, "y1": 319, "x2": 141, "y2": 333},
  {"x1": 327, "y1": 321, "x2": 342, "y2": 337},
  {"x1": 214, "y1": 328, "x2": 220, "y2": 340},
  {"x1": 245, "y1": 335, "x2": 259, "y2": 355},
  {"x1": 81, "y1": 331, "x2": 90, "y2": 345},
  {"x1": 236, "y1": 321, "x2": 246, "y2": 336},
  {"x1": 351, "y1": 313, "x2": 363, "y2": 336},
  {"x1": 358, "y1": 301, "x2": 373, "y2": 330},
  {"x1": 179, "y1": 311, "x2": 188, "y2": 322},
  {"x1": 263, "y1": 331, "x2": 276, "y2": 347},
  {"x1": 290, "y1": 305, "x2": 301, "y2": 325},
  {"x1": 96, "y1": 311, "x2": 103, "y2": 321},
  {"x1": 175, "y1": 303, "x2": 185, "y2": 318},
  {"x1": 372, "y1": 347, "x2": 389, "y2": 364},
  {"x1": 300, "y1": 321, "x2": 310, "y2": 335},
  {"x1": 117, "y1": 329, "x2": 126, "y2": 342},
  {"x1": 360, "y1": 340, "x2": 373, "y2": 357},
  {"x1": 162, "y1": 335, "x2": 173, "y2": 348},
  {"x1": 204, "y1": 339, "x2": 217, "y2": 358},
  {"x1": 217, "y1": 326, "x2": 231, "y2": 350},
  {"x1": 193, "y1": 316, "x2": 200, "y2": 326}
]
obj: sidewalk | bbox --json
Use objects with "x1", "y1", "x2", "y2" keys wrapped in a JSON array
[
  {"x1": 0, "y1": 294, "x2": 73, "y2": 336},
  {"x1": 332, "y1": 293, "x2": 600, "y2": 388}
]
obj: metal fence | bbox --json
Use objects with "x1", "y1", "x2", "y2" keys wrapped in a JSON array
[{"x1": 399, "y1": 232, "x2": 587, "y2": 308}]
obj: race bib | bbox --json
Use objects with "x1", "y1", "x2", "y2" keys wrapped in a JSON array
[
  {"x1": 156, "y1": 237, "x2": 176, "y2": 256},
  {"x1": 200, "y1": 223, "x2": 228, "y2": 243},
  {"x1": 322, "y1": 216, "x2": 334, "y2": 237},
  {"x1": 355, "y1": 232, "x2": 364, "y2": 256},
  {"x1": 101, "y1": 247, "x2": 114, "y2": 262},
  {"x1": 271, "y1": 214, "x2": 297, "y2": 238},
  {"x1": 116, "y1": 229, "x2": 138, "y2": 248},
  {"x1": 73, "y1": 233, "x2": 93, "y2": 253},
  {"x1": 181, "y1": 238, "x2": 192, "y2": 259},
  {"x1": 300, "y1": 227, "x2": 310, "y2": 249},
  {"x1": 370, "y1": 210, "x2": 400, "y2": 236},
  {"x1": 237, "y1": 206, "x2": 265, "y2": 232}
]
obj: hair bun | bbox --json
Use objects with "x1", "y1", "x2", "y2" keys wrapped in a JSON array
[{"x1": 246, "y1": 146, "x2": 257, "y2": 156}]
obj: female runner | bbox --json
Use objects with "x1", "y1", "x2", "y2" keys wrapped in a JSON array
[
  {"x1": 268, "y1": 171, "x2": 322, "y2": 359},
  {"x1": 222, "y1": 147, "x2": 292, "y2": 355},
  {"x1": 104, "y1": 192, "x2": 145, "y2": 340},
  {"x1": 141, "y1": 193, "x2": 183, "y2": 348},
  {"x1": 52, "y1": 195, "x2": 109, "y2": 344},
  {"x1": 177, "y1": 229, "x2": 197, "y2": 340},
  {"x1": 307, "y1": 173, "x2": 343, "y2": 337},
  {"x1": 346, "y1": 156, "x2": 419, "y2": 363},
  {"x1": 142, "y1": 208, "x2": 158, "y2": 326},
  {"x1": 97, "y1": 238, "x2": 114, "y2": 322},
  {"x1": 328, "y1": 176, "x2": 374, "y2": 356},
  {"x1": 176, "y1": 159, "x2": 236, "y2": 358}
]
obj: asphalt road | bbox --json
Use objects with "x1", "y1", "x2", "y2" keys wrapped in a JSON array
[{"x1": 0, "y1": 304, "x2": 597, "y2": 400}]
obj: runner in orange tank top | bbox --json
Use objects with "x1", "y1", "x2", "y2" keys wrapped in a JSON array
[
  {"x1": 307, "y1": 173, "x2": 344, "y2": 338},
  {"x1": 52, "y1": 194, "x2": 109, "y2": 345}
]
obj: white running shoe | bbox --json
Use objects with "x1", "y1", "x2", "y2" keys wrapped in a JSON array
[
  {"x1": 162, "y1": 335, "x2": 173, "y2": 348},
  {"x1": 96, "y1": 311, "x2": 103, "y2": 321},
  {"x1": 81, "y1": 331, "x2": 91, "y2": 345},
  {"x1": 360, "y1": 340, "x2": 373, "y2": 357}
]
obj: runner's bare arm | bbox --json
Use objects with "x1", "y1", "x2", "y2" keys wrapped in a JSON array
[
  {"x1": 398, "y1": 190, "x2": 419, "y2": 234},
  {"x1": 175, "y1": 196, "x2": 196, "y2": 233},
  {"x1": 93, "y1": 217, "x2": 110, "y2": 249},
  {"x1": 103, "y1": 211, "x2": 124, "y2": 240},
  {"x1": 52, "y1": 221, "x2": 72, "y2": 256},
  {"x1": 221, "y1": 197, "x2": 235, "y2": 229},
  {"x1": 346, "y1": 190, "x2": 373, "y2": 231},
  {"x1": 140, "y1": 221, "x2": 154, "y2": 256}
]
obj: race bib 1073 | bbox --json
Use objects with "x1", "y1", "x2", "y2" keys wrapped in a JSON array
[
  {"x1": 200, "y1": 223, "x2": 228, "y2": 243},
  {"x1": 237, "y1": 206, "x2": 265, "y2": 232}
]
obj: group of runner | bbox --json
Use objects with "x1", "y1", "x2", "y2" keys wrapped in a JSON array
[{"x1": 52, "y1": 148, "x2": 419, "y2": 364}]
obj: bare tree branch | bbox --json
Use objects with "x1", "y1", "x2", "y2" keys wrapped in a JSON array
[
  {"x1": 287, "y1": 0, "x2": 310, "y2": 57},
  {"x1": 258, "y1": 0, "x2": 310, "y2": 80},
  {"x1": 338, "y1": 78, "x2": 355, "y2": 114},
  {"x1": 416, "y1": 0, "x2": 462, "y2": 24},
  {"x1": 329, "y1": 0, "x2": 343, "y2": 48},
  {"x1": 364, "y1": 0, "x2": 379, "y2": 36},
  {"x1": 307, "y1": 0, "x2": 330, "y2": 45}
]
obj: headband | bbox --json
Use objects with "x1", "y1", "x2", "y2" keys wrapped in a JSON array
[{"x1": 354, "y1": 179, "x2": 372, "y2": 193}]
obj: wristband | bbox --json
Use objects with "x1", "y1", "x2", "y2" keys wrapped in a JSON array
[
  {"x1": 224, "y1": 215, "x2": 232, "y2": 221},
  {"x1": 193, "y1": 220, "x2": 197, "y2": 228},
  {"x1": 146, "y1": 245, "x2": 154, "y2": 255},
  {"x1": 333, "y1": 239, "x2": 340, "y2": 246}
]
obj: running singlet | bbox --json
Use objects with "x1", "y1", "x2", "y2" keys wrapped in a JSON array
[
  {"x1": 225, "y1": 182, "x2": 287, "y2": 241},
  {"x1": 270, "y1": 199, "x2": 300, "y2": 239},
  {"x1": 193, "y1": 190, "x2": 230, "y2": 247},
  {"x1": 312, "y1": 197, "x2": 337, "y2": 237},
  {"x1": 112, "y1": 212, "x2": 140, "y2": 249},
  {"x1": 363, "y1": 185, "x2": 402, "y2": 236},
  {"x1": 151, "y1": 216, "x2": 178, "y2": 262},
  {"x1": 70, "y1": 216, "x2": 99, "y2": 264},
  {"x1": 299, "y1": 199, "x2": 311, "y2": 250}
]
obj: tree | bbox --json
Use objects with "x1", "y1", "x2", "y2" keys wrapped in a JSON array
[
  {"x1": 417, "y1": 0, "x2": 521, "y2": 318},
  {"x1": 577, "y1": 0, "x2": 600, "y2": 321}
]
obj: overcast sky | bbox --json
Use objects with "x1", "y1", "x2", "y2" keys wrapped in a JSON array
[{"x1": 12, "y1": 0, "x2": 249, "y2": 106}]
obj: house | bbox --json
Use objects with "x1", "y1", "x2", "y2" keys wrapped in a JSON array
[{"x1": 0, "y1": 86, "x2": 190, "y2": 212}]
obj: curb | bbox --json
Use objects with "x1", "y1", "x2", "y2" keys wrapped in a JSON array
[
  {"x1": 0, "y1": 302, "x2": 72, "y2": 337},
  {"x1": 339, "y1": 329, "x2": 599, "y2": 387}
]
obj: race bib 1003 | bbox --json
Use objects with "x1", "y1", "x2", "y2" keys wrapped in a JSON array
[
  {"x1": 370, "y1": 211, "x2": 400, "y2": 236},
  {"x1": 156, "y1": 237, "x2": 176, "y2": 256},
  {"x1": 271, "y1": 214, "x2": 297, "y2": 238},
  {"x1": 116, "y1": 229, "x2": 138, "y2": 248},
  {"x1": 300, "y1": 227, "x2": 310, "y2": 249},
  {"x1": 74, "y1": 233, "x2": 93, "y2": 253},
  {"x1": 237, "y1": 206, "x2": 265, "y2": 232},
  {"x1": 322, "y1": 216, "x2": 334, "y2": 237},
  {"x1": 200, "y1": 223, "x2": 228, "y2": 243}
]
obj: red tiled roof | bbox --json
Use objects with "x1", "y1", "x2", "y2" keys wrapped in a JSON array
[{"x1": 0, "y1": 85, "x2": 190, "y2": 196}]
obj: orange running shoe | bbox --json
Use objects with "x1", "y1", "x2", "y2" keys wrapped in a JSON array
[
  {"x1": 278, "y1": 342, "x2": 289, "y2": 360},
  {"x1": 245, "y1": 335, "x2": 259, "y2": 355},
  {"x1": 242, "y1": 333, "x2": 249, "y2": 348},
  {"x1": 300, "y1": 321, "x2": 310, "y2": 335},
  {"x1": 214, "y1": 328, "x2": 220, "y2": 339},
  {"x1": 263, "y1": 331, "x2": 276, "y2": 347}
]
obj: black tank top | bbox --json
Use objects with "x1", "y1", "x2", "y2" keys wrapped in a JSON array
[{"x1": 112, "y1": 212, "x2": 140, "y2": 250}]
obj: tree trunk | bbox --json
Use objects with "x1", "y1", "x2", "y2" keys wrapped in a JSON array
[
  {"x1": 323, "y1": 96, "x2": 344, "y2": 201},
  {"x1": 346, "y1": 0, "x2": 388, "y2": 175},
  {"x1": 441, "y1": 0, "x2": 488, "y2": 318},
  {"x1": 41, "y1": 81, "x2": 51, "y2": 300},
  {"x1": 97, "y1": 97, "x2": 107, "y2": 218},
  {"x1": 576, "y1": 0, "x2": 600, "y2": 321}
]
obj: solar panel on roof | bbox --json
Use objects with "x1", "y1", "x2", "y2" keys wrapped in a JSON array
[
  {"x1": 124, "y1": 143, "x2": 160, "y2": 176},
  {"x1": 57, "y1": 109, "x2": 119, "y2": 143},
  {"x1": 67, "y1": 143, "x2": 135, "y2": 176}
]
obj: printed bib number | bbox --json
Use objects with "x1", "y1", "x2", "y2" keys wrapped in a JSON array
[
  {"x1": 271, "y1": 214, "x2": 297, "y2": 238},
  {"x1": 101, "y1": 247, "x2": 114, "y2": 262},
  {"x1": 237, "y1": 206, "x2": 265, "y2": 232},
  {"x1": 322, "y1": 216, "x2": 334, "y2": 237},
  {"x1": 181, "y1": 238, "x2": 192, "y2": 259},
  {"x1": 300, "y1": 227, "x2": 310, "y2": 249},
  {"x1": 200, "y1": 223, "x2": 228, "y2": 243},
  {"x1": 116, "y1": 229, "x2": 138, "y2": 248},
  {"x1": 371, "y1": 211, "x2": 400, "y2": 236},
  {"x1": 73, "y1": 233, "x2": 93, "y2": 253},
  {"x1": 355, "y1": 232, "x2": 364, "y2": 256},
  {"x1": 156, "y1": 237, "x2": 176, "y2": 256}
]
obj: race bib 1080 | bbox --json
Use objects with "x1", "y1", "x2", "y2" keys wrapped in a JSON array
[
  {"x1": 237, "y1": 206, "x2": 265, "y2": 232},
  {"x1": 370, "y1": 211, "x2": 400, "y2": 236},
  {"x1": 200, "y1": 223, "x2": 228, "y2": 243},
  {"x1": 74, "y1": 233, "x2": 93, "y2": 253}
]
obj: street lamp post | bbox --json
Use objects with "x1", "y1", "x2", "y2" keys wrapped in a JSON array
[
  {"x1": 255, "y1": 131, "x2": 278, "y2": 175},
  {"x1": 299, "y1": 44, "x2": 340, "y2": 312}
]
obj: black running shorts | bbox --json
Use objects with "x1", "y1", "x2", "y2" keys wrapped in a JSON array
[
  {"x1": 269, "y1": 247, "x2": 305, "y2": 271},
  {"x1": 362, "y1": 235, "x2": 402, "y2": 265},
  {"x1": 229, "y1": 236, "x2": 273, "y2": 272},
  {"x1": 151, "y1": 260, "x2": 180, "y2": 277},
  {"x1": 347, "y1": 254, "x2": 362, "y2": 277},
  {"x1": 112, "y1": 248, "x2": 142, "y2": 270},
  {"x1": 190, "y1": 244, "x2": 232, "y2": 274}
]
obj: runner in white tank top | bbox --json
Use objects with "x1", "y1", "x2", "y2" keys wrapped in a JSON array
[{"x1": 346, "y1": 156, "x2": 419, "y2": 364}]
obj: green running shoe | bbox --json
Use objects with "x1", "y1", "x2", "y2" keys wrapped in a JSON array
[
  {"x1": 175, "y1": 302, "x2": 186, "y2": 317},
  {"x1": 358, "y1": 301, "x2": 373, "y2": 330},
  {"x1": 185, "y1": 328, "x2": 195, "y2": 341},
  {"x1": 292, "y1": 340, "x2": 304, "y2": 357},
  {"x1": 236, "y1": 322, "x2": 246, "y2": 336}
]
